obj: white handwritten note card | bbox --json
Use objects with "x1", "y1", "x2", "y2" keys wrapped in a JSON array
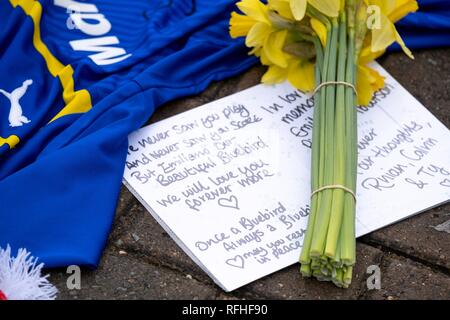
[{"x1": 123, "y1": 63, "x2": 450, "y2": 292}]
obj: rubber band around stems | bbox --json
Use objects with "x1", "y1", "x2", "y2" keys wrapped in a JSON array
[
  {"x1": 313, "y1": 81, "x2": 357, "y2": 97},
  {"x1": 310, "y1": 81, "x2": 358, "y2": 201},
  {"x1": 311, "y1": 185, "x2": 356, "y2": 201}
]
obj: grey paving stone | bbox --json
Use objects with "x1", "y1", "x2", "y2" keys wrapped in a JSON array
[
  {"x1": 49, "y1": 247, "x2": 219, "y2": 300},
  {"x1": 363, "y1": 252, "x2": 450, "y2": 300},
  {"x1": 362, "y1": 204, "x2": 450, "y2": 270},
  {"x1": 111, "y1": 201, "x2": 209, "y2": 282}
]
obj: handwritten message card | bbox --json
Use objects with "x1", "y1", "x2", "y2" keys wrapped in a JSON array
[{"x1": 123, "y1": 64, "x2": 450, "y2": 291}]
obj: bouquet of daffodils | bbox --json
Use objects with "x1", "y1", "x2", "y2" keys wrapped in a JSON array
[{"x1": 230, "y1": 0, "x2": 418, "y2": 288}]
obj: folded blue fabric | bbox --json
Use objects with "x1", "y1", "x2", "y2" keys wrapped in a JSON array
[{"x1": 392, "y1": 0, "x2": 450, "y2": 50}]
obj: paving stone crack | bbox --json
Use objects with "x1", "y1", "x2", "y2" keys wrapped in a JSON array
[
  {"x1": 359, "y1": 238, "x2": 450, "y2": 276},
  {"x1": 112, "y1": 243, "x2": 277, "y2": 299},
  {"x1": 111, "y1": 244, "x2": 231, "y2": 293}
]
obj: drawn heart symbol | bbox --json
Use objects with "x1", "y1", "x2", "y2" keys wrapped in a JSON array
[
  {"x1": 225, "y1": 255, "x2": 245, "y2": 269},
  {"x1": 218, "y1": 195, "x2": 239, "y2": 210},
  {"x1": 440, "y1": 178, "x2": 450, "y2": 187}
]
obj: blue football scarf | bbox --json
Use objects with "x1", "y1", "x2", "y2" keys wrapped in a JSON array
[{"x1": 0, "y1": 0, "x2": 449, "y2": 269}]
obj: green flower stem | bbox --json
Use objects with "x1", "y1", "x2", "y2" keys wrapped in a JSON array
[
  {"x1": 343, "y1": 266, "x2": 353, "y2": 287},
  {"x1": 341, "y1": 26, "x2": 357, "y2": 265},
  {"x1": 300, "y1": 263, "x2": 311, "y2": 277},
  {"x1": 309, "y1": 17, "x2": 338, "y2": 257},
  {"x1": 311, "y1": 259, "x2": 321, "y2": 270},
  {"x1": 331, "y1": 229, "x2": 342, "y2": 265},
  {"x1": 299, "y1": 23, "x2": 330, "y2": 267},
  {"x1": 332, "y1": 268, "x2": 344, "y2": 287},
  {"x1": 306, "y1": 5, "x2": 330, "y2": 28},
  {"x1": 325, "y1": 12, "x2": 347, "y2": 259}
]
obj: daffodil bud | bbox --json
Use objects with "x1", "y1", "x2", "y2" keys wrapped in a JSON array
[
  {"x1": 268, "y1": 10, "x2": 294, "y2": 30},
  {"x1": 346, "y1": 0, "x2": 356, "y2": 29},
  {"x1": 283, "y1": 41, "x2": 316, "y2": 59},
  {"x1": 354, "y1": 0, "x2": 368, "y2": 59},
  {"x1": 293, "y1": 17, "x2": 314, "y2": 34}
]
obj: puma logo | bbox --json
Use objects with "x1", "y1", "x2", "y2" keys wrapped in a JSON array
[{"x1": 0, "y1": 79, "x2": 33, "y2": 127}]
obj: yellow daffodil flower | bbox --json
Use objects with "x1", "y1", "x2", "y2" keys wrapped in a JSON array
[
  {"x1": 355, "y1": 42, "x2": 385, "y2": 105},
  {"x1": 229, "y1": 0, "x2": 270, "y2": 39},
  {"x1": 229, "y1": 12, "x2": 257, "y2": 38},
  {"x1": 307, "y1": 0, "x2": 341, "y2": 18},
  {"x1": 365, "y1": 0, "x2": 418, "y2": 59},
  {"x1": 261, "y1": 55, "x2": 315, "y2": 92},
  {"x1": 229, "y1": 0, "x2": 340, "y2": 69},
  {"x1": 354, "y1": 0, "x2": 417, "y2": 105},
  {"x1": 356, "y1": 64, "x2": 385, "y2": 106},
  {"x1": 230, "y1": 0, "x2": 416, "y2": 106},
  {"x1": 310, "y1": 17, "x2": 327, "y2": 46},
  {"x1": 269, "y1": 0, "x2": 296, "y2": 20},
  {"x1": 387, "y1": 0, "x2": 420, "y2": 22},
  {"x1": 269, "y1": 0, "x2": 340, "y2": 21},
  {"x1": 229, "y1": 0, "x2": 292, "y2": 68}
]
